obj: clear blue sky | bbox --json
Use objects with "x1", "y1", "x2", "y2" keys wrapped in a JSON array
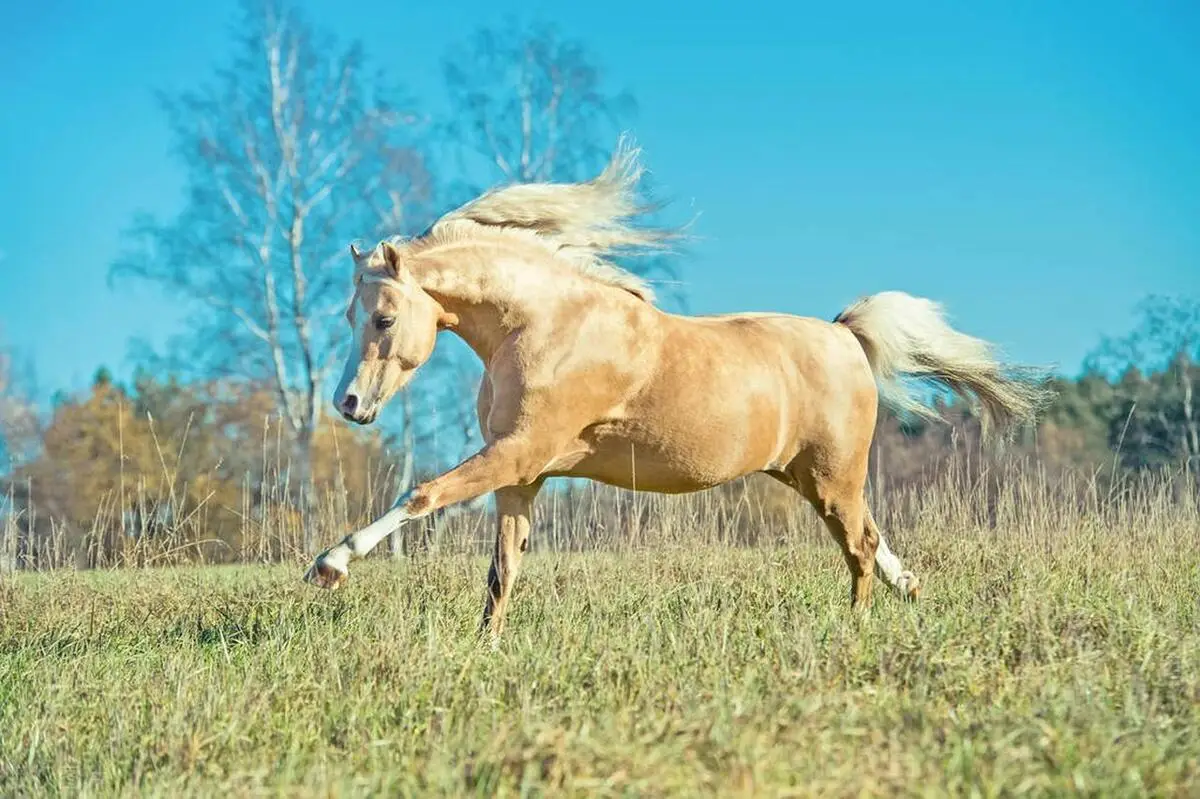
[{"x1": 1, "y1": 0, "x2": 1198, "y2": 402}]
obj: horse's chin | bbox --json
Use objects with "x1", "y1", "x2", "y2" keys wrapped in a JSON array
[{"x1": 341, "y1": 408, "x2": 380, "y2": 426}]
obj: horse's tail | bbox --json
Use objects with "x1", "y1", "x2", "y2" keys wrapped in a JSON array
[{"x1": 834, "y1": 291, "x2": 1054, "y2": 437}]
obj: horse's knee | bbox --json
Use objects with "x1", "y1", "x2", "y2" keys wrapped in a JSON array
[{"x1": 842, "y1": 536, "x2": 875, "y2": 577}]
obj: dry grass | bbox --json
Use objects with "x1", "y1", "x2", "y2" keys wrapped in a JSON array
[{"x1": 1, "y1": 468, "x2": 1198, "y2": 797}]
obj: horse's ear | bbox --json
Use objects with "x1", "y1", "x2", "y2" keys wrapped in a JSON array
[
  {"x1": 349, "y1": 242, "x2": 364, "y2": 260},
  {"x1": 379, "y1": 240, "x2": 403, "y2": 276}
]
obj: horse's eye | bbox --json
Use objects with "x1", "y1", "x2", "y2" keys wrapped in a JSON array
[{"x1": 375, "y1": 317, "x2": 395, "y2": 331}]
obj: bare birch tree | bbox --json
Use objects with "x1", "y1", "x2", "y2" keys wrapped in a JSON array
[
  {"x1": 440, "y1": 22, "x2": 682, "y2": 297},
  {"x1": 112, "y1": 0, "x2": 431, "y2": 548},
  {"x1": 0, "y1": 339, "x2": 38, "y2": 470},
  {"x1": 442, "y1": 22, "x2": 636, "y2": 186},
  {"x1": 1087, "y1": 295, "x2": 1200, "y2": 467},
  {"x1": 0, "y1": 337, "x2": 38, "y2": 573}
]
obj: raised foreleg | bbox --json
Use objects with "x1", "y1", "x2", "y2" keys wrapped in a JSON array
[{"x1": 304, "y1": 436, "x2": 558, "y2": 589}]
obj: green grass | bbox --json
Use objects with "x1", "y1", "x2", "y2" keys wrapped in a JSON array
[{"x1": 2, "y1": 519, "x2": 1198, "y2": 797}]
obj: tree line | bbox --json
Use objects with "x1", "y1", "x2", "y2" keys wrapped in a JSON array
[{"x1": 0, "y1": 0, "x2": 1196, "y2": 569}]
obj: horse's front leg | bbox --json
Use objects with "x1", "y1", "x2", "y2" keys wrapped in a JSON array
[
  {"x1": 303, "y1": 436, "x2": 552, "y2": 590},
  {"x1": 481, "y1": 482, "x2": 543, "y2": 638}
]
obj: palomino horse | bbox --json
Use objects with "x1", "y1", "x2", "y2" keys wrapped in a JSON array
[{"x1": 304, "y1": 140, "x2": 1048, "y2": 635}]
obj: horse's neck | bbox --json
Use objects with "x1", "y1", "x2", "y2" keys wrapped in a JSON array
[{"x1": 412, "y1": 247, "x2": 546, "y2": 364}]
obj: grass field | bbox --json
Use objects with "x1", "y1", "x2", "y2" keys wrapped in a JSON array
[{"x1": 2, "y1": 477, "x2": 1199, "y2": 797}]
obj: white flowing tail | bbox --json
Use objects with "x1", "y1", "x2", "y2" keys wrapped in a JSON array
[{"x1": 834, "y1": 291, "x2": 1053, "y2": 436}]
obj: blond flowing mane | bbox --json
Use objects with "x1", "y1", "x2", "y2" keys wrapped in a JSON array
[{"x1": 427, "y1": 136, "x2": 678, "y2": 303}]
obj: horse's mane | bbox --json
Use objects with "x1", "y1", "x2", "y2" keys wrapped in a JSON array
[{"x1": 426, "y1": 136, "x2": 678, "y2": 304}]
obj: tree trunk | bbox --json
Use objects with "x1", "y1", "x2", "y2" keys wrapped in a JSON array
[
  {"x1": 295, "y1": 425, "x2": 316, "y2": 554},
  {"x1": 388, "y1": 392, "x2": 417, "y2": 559}
]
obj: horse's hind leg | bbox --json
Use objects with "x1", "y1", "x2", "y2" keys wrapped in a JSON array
[
  {"x1": 866, "y1": 508, "x2": 921, "y2": 601},
  {"x1": 826, "y1": 492, "x2": 877, "y2": 609},
  {"x1": 790, "y1": 464, "x2": 878, "y2": 608}
]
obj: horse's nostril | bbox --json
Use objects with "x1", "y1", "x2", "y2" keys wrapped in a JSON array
[{"x1": 341, "y1": 394, "x2": 358, "y2": 415}]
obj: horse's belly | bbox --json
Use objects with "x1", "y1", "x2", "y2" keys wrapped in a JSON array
[{"x1": 562, "y1": 421, "x2": 756, "y2": 494}]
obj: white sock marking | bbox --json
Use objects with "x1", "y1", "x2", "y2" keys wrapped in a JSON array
[
  {"x1": 874, "y1": 532, "x2": 907, "y2": 589},
  {"x1": 319, "y1": 489, "x2": 417, "y2": 571}
]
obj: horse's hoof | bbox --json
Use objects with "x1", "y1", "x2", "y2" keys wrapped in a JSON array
[
  {"x1": 304, "y1": 557, "x2": 348, "y2": 590},
  {"x1": 899, "y1": 571, "x2": 921, "y2": 601}
]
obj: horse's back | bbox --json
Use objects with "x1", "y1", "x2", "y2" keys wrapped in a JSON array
[{"x1": 664, "y1": 310, "x2": 877, "y2": 407}]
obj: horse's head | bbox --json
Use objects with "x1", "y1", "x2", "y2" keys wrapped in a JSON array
[{"x1": 333, "y1": 239, "x2": 457, "y2": 425}]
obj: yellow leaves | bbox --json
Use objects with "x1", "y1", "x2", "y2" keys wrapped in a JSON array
[{"x1": 14, "y1": 377, "x2": 404, "y2": 565}]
